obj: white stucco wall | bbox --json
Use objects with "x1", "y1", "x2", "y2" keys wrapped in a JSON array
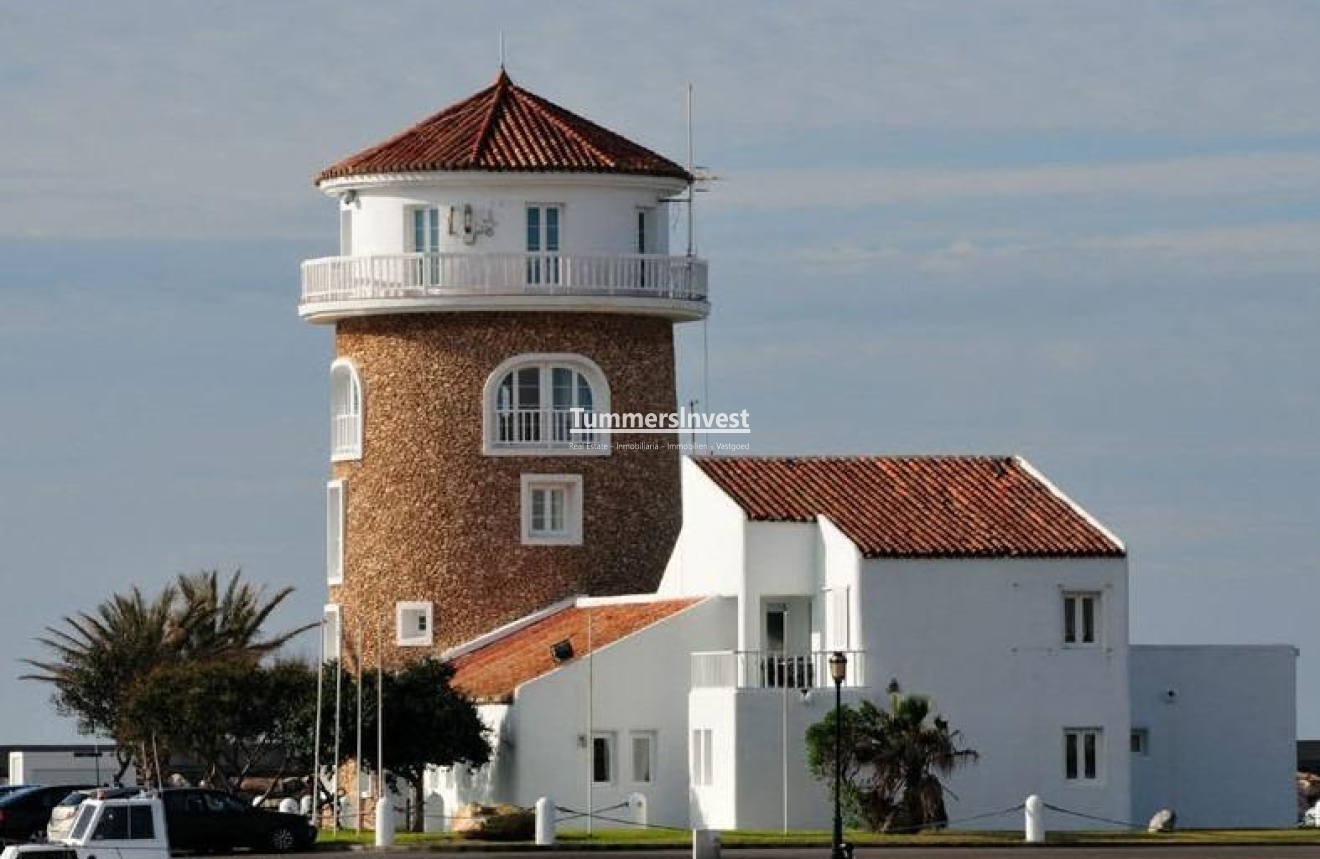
[
  {"x1": 658, "y1": 459, "x2": 747, "y2": 599},
  {"x1": 1130, "y1": 644, "x2": 1297, "y2": 828},
  {"x1": 455, "y1": 597, "x2": 736, "y2": 830},
  {"x1": 859, "y1": 556, "x2": 1132, "y2": 830},
  {"x1": 338, "y1": 175, "x2": 679, "y2": 259}
]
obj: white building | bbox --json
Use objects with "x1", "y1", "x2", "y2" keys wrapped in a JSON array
[
  {"x1": 433, "y1": 456, "x2": 1297, "y2": 831},
  {"x1": 300, "y1": 71, "x2": 1297, "y2": 833}
]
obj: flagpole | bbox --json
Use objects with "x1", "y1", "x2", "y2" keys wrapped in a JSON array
[
  {"x1": 377, "y1": 617, "x2": 384, "y2": 803},
  {"x1": 333, "y1": 618, "x2": 343, "y2": 833},
  {"x1": 355, "y1": 627, "x2": 364, "y2": 835},
  {"x1": 312, "y1": 613, "x2": 325, "y2": 826}
]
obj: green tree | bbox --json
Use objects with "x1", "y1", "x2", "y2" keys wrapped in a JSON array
[
  {"x1": 807, "y1": 687, "x2": 978, "y2": 833},
  {"x1": 22, "y1": 570, "x2": 313, "y2": 783},
  {"x1": 321, "y1": 659, "x2": 490, "y2": 831}
]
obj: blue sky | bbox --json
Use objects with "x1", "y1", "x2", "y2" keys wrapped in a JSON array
[{"x1": 2, "y1": 1, "x2": 1319, "y2": 740}]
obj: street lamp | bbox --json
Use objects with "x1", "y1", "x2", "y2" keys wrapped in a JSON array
[{"x1": 828, "y1": 651, "x2": 848, "y2": 859}]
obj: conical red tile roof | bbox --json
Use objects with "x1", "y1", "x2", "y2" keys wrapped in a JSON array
[{"x1": 317, "y1": 70, "x2": 690, "y2": 184}]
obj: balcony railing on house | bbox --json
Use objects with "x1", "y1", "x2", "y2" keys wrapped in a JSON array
[
  {"x1": 331, "y1": 412, "x2": 360, "y2": 458},
  {"x1": 690, "y1": 651, "x2": 866, "y2": 690},
  {"x1": 495, "y1": 407, "x2": 600, "y2": 449},
  {"x1": 300, "y1": 252, "x2": 709, "y2": 318}
]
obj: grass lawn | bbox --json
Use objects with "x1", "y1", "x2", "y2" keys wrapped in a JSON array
[{"x1": 314, "y1": 826, "x2": 1320, "y2": 849}]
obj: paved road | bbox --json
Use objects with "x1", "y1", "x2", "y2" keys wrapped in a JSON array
[{"x1": 227, "y1": 848, "x2": 1320, "y2": 859}]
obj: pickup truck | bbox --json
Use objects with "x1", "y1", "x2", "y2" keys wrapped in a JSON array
[{"x1": 0, "y1": 794, "x2": 168, "y2": 859}]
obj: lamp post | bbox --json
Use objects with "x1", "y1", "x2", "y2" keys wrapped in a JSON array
[{"x1": 828, "y1": 651, "x2": 848, "y2": 859}]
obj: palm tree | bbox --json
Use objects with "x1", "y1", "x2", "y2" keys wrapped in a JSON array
[
  {"x1": 807, "y1": 686, "x2": 978, "y2": 833},
  {"x1": 23, "y1": 571, "x2": 314, "y2": 783},
  {"x1": 866, "y1": 691, "x2": 978, "y2": 831},
  {"x1": 173, "y1": 570, "x2": 314, "y2": 661}
]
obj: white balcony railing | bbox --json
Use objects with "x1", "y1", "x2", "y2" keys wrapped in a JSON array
[
  {"x1": 301, "y1": 252, "x2": 709, "y2": 307},
  {"x1": 495, "y1": 407, "x2": 600, "y2": 449},
  {"x1": 691, "y1": 651, "x2": 866, "y2": 690},
  {"x1": 331, "y1": 412, "x2": 360, "y2": 458}
]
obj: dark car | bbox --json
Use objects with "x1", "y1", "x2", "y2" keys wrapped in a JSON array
[
  {"x1": 0, "y1": 785, "x2": 93, "y2": 842},
  {"x1": 161, "y1": 789, "x2": 315, "y2": 853}
]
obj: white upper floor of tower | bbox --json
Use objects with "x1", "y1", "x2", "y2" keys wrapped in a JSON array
[{"x1": 300, "y1": 70, "x2": 709, "y2": 323}]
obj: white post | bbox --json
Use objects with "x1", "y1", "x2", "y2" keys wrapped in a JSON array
[
  {"x1": 692, "y1": 828, "x2": 721, "y2": 859},
  {"x1": 1024, "y1": 794, "x2": 1044, "y2": 844},
  {"x1": 627, "y1": 792, "x2": 647, "y2": 827},
  {"x1": 374, "y1": 797, "x2": 395, "y2": 848},
  {"x1": 535, "y1": 796, "x2": 555, "y2": 845}
]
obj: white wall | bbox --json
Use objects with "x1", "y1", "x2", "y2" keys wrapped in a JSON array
[
  {"x1": 859, "y1": 556, "x2": 1132, "y2": 830},
  {"x1": 462, "y1": 597, "x2": 736, "y2": 830},
  {"x1": 341, "y1": 176, "x2": 679, "y2": 259},
  {"x1": 658, "y1": 459, "x2": 747, "y2": 600},
  {"x1": 8, "y1": 750, "x2": 131, "y2": 787},
  {"x1": 1130, "y1": 645, "x2": 1297, "y2": 828}
]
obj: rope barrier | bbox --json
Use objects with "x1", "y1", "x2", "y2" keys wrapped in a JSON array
[
  {"x1": 553, "y1": 804, "x2": 690, "y2": 833},
  {"x1": 860, "y1": 803, "x2": 1026, "y2": 835},
  {"x1": 1041, "y1": 802, "x2": 1146, "y2": 830}
]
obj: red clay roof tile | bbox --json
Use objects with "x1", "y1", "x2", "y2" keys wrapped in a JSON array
[
  {"x1": 694, "y1": 456, "x2": 1124, "y2": 559},
  {"x1": 450, "y1": 598, "x2": 701, "y2": 703},
  {"x1": 317, "y1": 70, "x2": 690, "y2": 184}
]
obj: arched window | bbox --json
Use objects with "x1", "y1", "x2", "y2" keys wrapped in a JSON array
[
  {"x1": 330, "y1": 359, "x2": 363, "y2": 461},
  {"x1": 484, "y1": 354, "x2": 609, "y2": 454}
]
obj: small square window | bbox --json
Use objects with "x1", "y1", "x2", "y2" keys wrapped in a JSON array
[
  {"x1": 1064, "y1": 728, "x2": 1103, "y2": 782},
  {"x1": 1063, "y1": 592, "x2": 1100, "y2": 645},
  {"x1": 521, "y1": 474, "x2": 583, "y2": 545},
  {"x1": 1130, "y1": 728, "x2": 1149, "y2": 756},
  {"x1": 396, "y1": 602, "x2": 433, "y2": 647},
  {"x1": 322, "y1": 605, "x2": 342, "y2": 662},
  {"x1": 592, "y1": 732, "x2": 615, "y2": 785}
]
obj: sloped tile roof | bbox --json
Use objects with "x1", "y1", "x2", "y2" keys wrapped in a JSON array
[
  {"x1": 450, "y1": 598, "x2": 701, "y2": 703},
  {"x1": 317, "y1": 70, "x2": 690, "y2": 184},
  {"x1": 694, "y1": 456, "x2": 1124, "y2": 559}
]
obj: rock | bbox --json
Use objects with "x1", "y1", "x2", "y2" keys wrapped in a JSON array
[
  {"x1": 451, "y1": 803, "x2": 535, "y2": 841},
  {"x1": 1147, "y1": 808, "x2": 1177, "y2": 833}
]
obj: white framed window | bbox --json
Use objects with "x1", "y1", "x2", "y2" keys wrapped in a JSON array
[
  {"x1": 1064, "y1": 728, "x2": 1103, "y2": 782},
  {"x1": 330, "y1": 359, "x2": 363, "y2": 461},
  {"x1": 691, "y1": 728, "x2": 714, "y2": 787},
  {"x1": 1130, "y1": 728, "x2": 1149, "y2": 756},
  {"x1": 1063, "y1": 592, "x2": 1101, "y2": 646},
  {"x1": 525, "y1": 204, "x2": 562, "y2": 284},
  {"x1": 520, "y1": 474, "x2": 583, "y2": 545},
  {"x1": 408, "y1": 206, "x2": 442, "y2": 253},
  {"x1": 483, "y1": 354, "x2": 610, "y2": 454},
  {"x1": 630, "y1": 731, "x2": 656, "y2": 784},
  {"x1": 591, "y1": 732, "x2": 615, "y2": 785},
  {"x1": 396, "y1": 601, "x2": 433, "y2": 647},
  {"x1": 326, "y1": 480, "x2": 345, "y2": 585},
  {"x1": 322, "y1": 605, "x2": 342, "y2": 662}
]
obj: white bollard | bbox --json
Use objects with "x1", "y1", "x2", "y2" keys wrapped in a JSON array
[
  {"x1": 627, "y1": 792, "x2": 648, "y2": 828},
  {"x1": 692, "y1": 828, "x2": 721, "y2": 859},
  {"x1": 375, "y1": 797, "x2": 395, "y2": 848},
  {"x1": 535, "y1": 797, "x2": 555, "y2": 846},
  {"x1": 423, "y1": 792, "x2": 445, "y2": 834},
  {"x1": 1024, "y1": 794, "x2": 1044, "y2": 844}
]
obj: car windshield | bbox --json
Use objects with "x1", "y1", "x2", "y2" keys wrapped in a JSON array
[
  {"x1": 0, "y1": 786, "x2": 43, "y2": 805},
  {"x1": 58, "y1": 791, "x2": 90, "y2": 807},
  {"x1": 69, "y1": 804, "x2": 95, "y2": 841}
]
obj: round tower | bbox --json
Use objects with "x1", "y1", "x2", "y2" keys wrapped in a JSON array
[{"x1": 303, "y1": 70, "x2": 708, "y2": 665}]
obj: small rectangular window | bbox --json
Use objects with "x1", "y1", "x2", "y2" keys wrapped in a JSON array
[
  {"x1": 631, "y1": 731, "x2": 656, "y2": 783},
  {"x1": 129, "y1": 805, "x2": 155, "y2": 840},
  {"x1": 592, "y1": 732, "x2": 615, "y2": 784},
  {"x1": 1130, "y1": 728, "x2": 1149, "y2": 756},
  {"x1": 323, "y1": 605, "x2": 342, "y2": 662},
  {"x1": 93, "y1": 806, "x2": 129, "y2": 840},
  {"x1": 339, "y1": 209, "x2": 353, "y2": 256},
  {"x1": 327, "y1": 481, "x2": 345, "y2": 585},
  {"x1": 1063, "y1": 592, "x2": 1100, "y2": 645},
  {"x1": 1064, "y1": 728, "x2": 1102, "y2": 782},
  {"x1": 521, "y1": 474, "x2": 583, "y2": 545}
]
